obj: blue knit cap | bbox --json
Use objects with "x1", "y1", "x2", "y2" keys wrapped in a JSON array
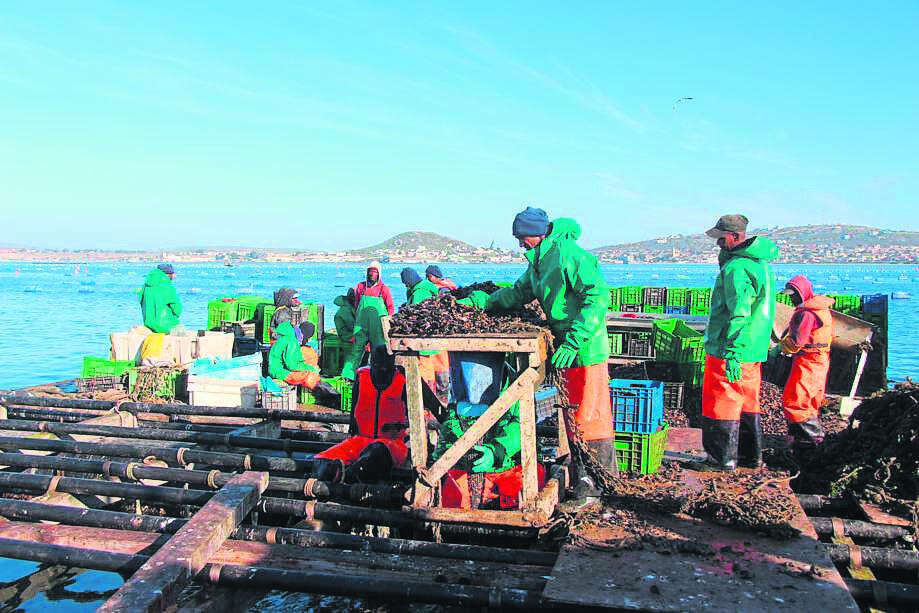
[
  {"x1": 400, "y1": 267, "x2": 422, "y2": 288},
  {"x1": 157, "y1": 263, "x2": 175, "y2": 275},
  {"x1": 512, "y1": 206, "x2": 549, "y2": 238},
  {"x1": 425, "y1": 265, "x2": 444, "y2": 279}
]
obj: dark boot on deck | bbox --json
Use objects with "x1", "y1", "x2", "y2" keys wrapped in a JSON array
[
  {"x1": 738, "y1": 412, "x2": 763, "y2": 469},
  {"x1": 691, "y1": 417, "x2": 739, "y2": 472}
]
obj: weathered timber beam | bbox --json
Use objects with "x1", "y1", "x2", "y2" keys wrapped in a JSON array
[
  {"x1": 99, "y1": 471, "x2": 268, "y2": 613},
  {"x1": 0, "y1": 499, "x2": 555, "y2": 565},
  {"x1": 826, "y1": 543, "x2": 919, "y2": 572},
  {"x1": 810, "y1": 517, "x2": 910, "y2": 540}
]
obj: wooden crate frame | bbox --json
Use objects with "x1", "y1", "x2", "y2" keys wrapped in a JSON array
[{"x1": 389, "y1": 330, "x2": 562, "y2": 528}]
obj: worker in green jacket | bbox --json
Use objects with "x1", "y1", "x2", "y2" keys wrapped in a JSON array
[
  {"x1": 487, "y1": 207, "x2": 615, "y2": 502},
  {"x1": 341, "y1": 296, "x2": 389, "y2": 381},
  {"x1": 333, "y1": 288, "x2": 357, "y2": 341},
  {"x1": 697, "y1": 214, "x2": 779, "y2": 472},
  {"x1": 268, "y1": 321, "x2": 320, "y2": 388},
  {"x1": 140, "y1": 264, "x2": 182, "y2": 334},
  {"x1": 400, "y1": 267, "x2": 439, "y2": 305}
]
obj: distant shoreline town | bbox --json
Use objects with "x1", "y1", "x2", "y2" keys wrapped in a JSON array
[{"x1": 2, "y1": 225, "x2": 917, "y2": 266}]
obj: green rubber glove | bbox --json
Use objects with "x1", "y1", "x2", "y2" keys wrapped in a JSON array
[
  {"x1": 341, "y1": 360, "x2": 356, "y2": 381},
  {"x1": 551, "y1": 345, "x2": 578, "y2": 369},
  {"x1": 724, "y1": 353, "x2": 742, "y2": 383},
  {"x1": 471, "y1": 445, "x2": 497, "y2": 473}
]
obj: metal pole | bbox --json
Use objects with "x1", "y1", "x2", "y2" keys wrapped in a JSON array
[
  {"x1": 0, "y1": 394, "x2": 114, "y2": 410},
  {"x1": 845, "y1": 578, "x2": 919, "y2": 608},
  {"x1": 797, "y1": 494, "x2": 850, "y2": 513},
  {"x1": 119, "y1": 402, "x2": 351, "y2": 423},
  {"x1": 810, "y1": 517, "x2": 910, "y2": 540},
  {"x1": 826, "y1": 543, "x2": 919, "y2": 572}
]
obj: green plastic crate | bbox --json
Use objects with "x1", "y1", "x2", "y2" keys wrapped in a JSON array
[
  {"x1": 828, "y1": 294, "x2": 861, "y2": 316},
  {"x1": 641, "y1": 304, "x2": 665, "y2": 314},
  {"x1": 615, "y1": 423, "x2": 669, "y2": 474},
  {"x1": 652, "y1": 319, "x2": 704, "y2": 363},
  {"x1": 666, "y1": 287, "x2": 688, "y2": 307},
  {"x1": 208, "y1": 299, "x2": 239, "y2": 331},
  {"x1": 775, "y1": 291, "x2": 793, "y2": 306},
  {"x1": 298, "y1": 384, "x2": 318, "y2": 405},
  {"x1": 127, "y1": 367, "x2": 184, "y2": 400},
  {"x1": 257, "y1": 304, "x2": 277, "y2": 344},
  {"x1": 236, "y1": 296, "x2": 272, "y2": 323},
  {"x1": 678, "y1": 361, "x2": 705, "y2": 388},
  {"x1": 326, "y1": 376, "x2": 354, "y2": 412},
  {"x1": 82, "y1": 357, "x2": 135, "y2": 379},
  {"x1": 619, "y1": 286, "x2": 642, "y2": 305},
  {"x1": 687, "y1": 288, "x2": 711, "y2": 315},
  {"x1": 608, "y1": 332, "x2": 624, "y2": 356},
  {"x1": 320, "y1": 333, "x2": 348, "y2": 376},
  {"x1": 495, "y1": 281, "x2": 513, "y2": 288},
  {"x1": 608, "y1": 287, "x2": 621, "y2": 312}
]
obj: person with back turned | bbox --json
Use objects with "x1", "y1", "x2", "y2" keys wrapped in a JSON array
[
  {"x1": 695, "y1": 215, "x2": 778, "y2": 472},
  {"x1": 140, "y1": 263, "x2": 182, "y2": 333},
  {"x1": 778, "y1": 274, "x2": 833, "y2": 448},
  {"x1": 486, "y1": 206, "x2": 615, "y2": 504}
]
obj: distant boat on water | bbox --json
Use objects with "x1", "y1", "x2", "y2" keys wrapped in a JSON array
[
  {"x1": 891, "y1": 291, "x2": 911, "y2": 300},
  {"x1": 24, "y1": 285, "x2": 39, "y2": 293}
]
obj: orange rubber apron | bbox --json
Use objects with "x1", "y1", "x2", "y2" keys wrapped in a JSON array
[
  {"x1": 701, "y1": 354, "x2": 762, "y2": 420},
  {"x1": 560, "y1": 362, "x2": 615, "y2": 441},
  {"x1": 783, "y1": 350, "x2": 830, "y2": 423}
]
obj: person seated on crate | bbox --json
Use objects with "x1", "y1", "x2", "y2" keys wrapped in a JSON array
[
  {"x1": 333, "y1": 288, "x2": 358, "y2": 342},
  {"x1": 425, "y1": 265, "x2": 458, "y2": 293},
  {"x1": 354, "y1": 260, "x2": 395, "y2": 317},
  {"x1": 777, "y1": 275, "x2": 833, "y2": 448},
  {"x1": 485, "y1": 206, "x2": 615, "y2": 504},
  {"x1": 268, "y1": 320, "x2": 320, "y2": 389},
  {"x1": 140, "y1": 264, "x2": 182, "y2": 334},
  {"x1": 431, "y1": 390, "x2": 546, "y2": 509},
  {"x1": 268, "y1": 287, "x2": 302, "y2": 343},
  {"x1": 400, "y1": 267, "x2": 450, "y2": 405},
  {"x1": 313, "y1": 346, "x2": 412, "y2": 483}
]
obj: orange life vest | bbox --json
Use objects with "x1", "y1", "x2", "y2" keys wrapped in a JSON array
[
  {"x1": 353, "y1": 367, "x2": 407, "y2": 439},
  {"x1": 793, "y1": 296, "x2": 834, "y2": 355}
]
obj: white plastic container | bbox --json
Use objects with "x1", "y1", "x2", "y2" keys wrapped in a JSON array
[
  {"x1": 186, "y1": 376, "x2": 259, "y2": 408},
  {"x1": 194, "y1": 331, "x2": 235, "y2": 361}
]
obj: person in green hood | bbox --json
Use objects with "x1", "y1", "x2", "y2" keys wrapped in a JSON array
[
  {"x1": 400, "y1": 267, "x2": 438, "y2": 305},
  {"x1": 333, "y1": 288, "x2": 357, "y2": 341},
  {"x1": 140, "y1": 264, "x2": 182, "y2": 334},
  {"x1": 269, "y1": 320, "x2": 320, "y2": 388},
  {"x1": 341, "y1": 295, "x2": 390, "y2": 381},
  {"x1": 400, "y1": 266, "x2": 449, "y2": 403},
  {"x1": 696, "y1": 214, "x2": 779, "y2": 472},
  {"x1": 486, "y1": 206, "x2": 616, "y2": 504}
]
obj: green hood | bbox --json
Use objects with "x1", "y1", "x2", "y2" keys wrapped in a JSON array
[
  {"x1": 275, "y1": 320, "x2": 297, "y2": 338},
  {"x1": 144, "y1": 268, "x2": 172, "y2": 288},
  {"x1": 487, "y1": 217, "x2": 610, "y2": 367},
  {"x1": 705, "y1": 236, "x2": 779, "y2": 363},
  {"x1": 140, "y1": 267, "x2": 181, "y2": 334},
  {"x1": 268, "y1": 320, "x2": 316, "y2": 380},
  {"x1": 333, "y1": 295, "x2": 350, "y2": 307}
]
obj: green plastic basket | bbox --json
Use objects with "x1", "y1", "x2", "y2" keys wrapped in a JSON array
[
  {"x1": 320, "y1": 333, "x2": 348, "y2": 376},
  {"x1": 608, "y1": 332, "x2": 624, "y2": 356},
  {"x1": 326, "y1": 375, "x2": 354, "y2": 412},
  {"x1": 615, "y1": 423, "x2": 669, "y2": 474},
  {"x1": 608, "y1": 287, "x2": 621, "y2": 312},
  {"x1": 687, "y1": 288, "x2": 711, "y2": 315},
  {"x1": 678, "y1": 361, "x2": 705, "y2": 388},
  {"x1": 82, "y1": 357, "x2": 135, "y2": 379},
  {"x1": 641, "y1": 304, "x2": 665, "y2": 314},
  {"x1": 619, "y1": 286, "x2": 642, "y2": 305},
  {"x1": 127, "y1": 367, "x2": 184, "y2": 400},
  {"x1": 666, "y1": 287, "x2": 688, "y2": 307},
  {"x1": 827, "y1": 294, "x2": 860, "y2": 316},
  {"x1": 237, "y1": 296, "x2": 272, "y2": 323},
  {"x1": 652, "y1": 319, "x2": 704, "y2": 363},
  {"x1": 775, "y1": 291, "x2": 793, "y2": 306},
  {"x1": 208, "y1": 299, "x2": 239, "y2": 331}
]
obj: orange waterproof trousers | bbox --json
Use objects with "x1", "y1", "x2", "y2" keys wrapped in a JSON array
[
  {"x1": 441, "y1": 465, "x2": 547, "y2": 510},
  {"x1": 561, "y1": 362, "x2": 615, "y2": 441},
  {"x1": 783, "y1": 351, "x2": 830, "y2": 423},
  {"x1": 701, "y1": 354, "x2": 762, "y2": 420}
]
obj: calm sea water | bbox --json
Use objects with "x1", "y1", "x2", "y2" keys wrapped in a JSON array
[{"x1": 0, "y1": 260, "x2": 916, "y2": 609}]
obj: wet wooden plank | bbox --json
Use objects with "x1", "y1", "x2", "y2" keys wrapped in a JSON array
[
  {"x1": 542, "y1": 471, "x2": 858, "y2": 612},
  {"x1": 857, "y1": 501, "x2": 912, "y2": 527},
  {"x1": 518, "y1": 383, "x2": 539, "y2": 509},
  {"x1": 98, "y1": 471, "x2": 268, "y2": 613}
]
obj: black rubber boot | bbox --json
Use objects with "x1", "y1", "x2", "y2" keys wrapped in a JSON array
[
  {"x1": 789, "y1": 418, "x2": 825, "y2": 448},
  {"x1": 694, "y1": 417, "x2": 739, "y2": 472},
  {"x1": 738, "y1": 412, "x2": 763, "y2": 469},
  {"x1": 569, "y1": 438, "x2": 617, "y2": 504},
  {"x1": 344, "y1": 442, "x2": 394, "y2": 483},
  {"x1": 309, "y1": 458, "x2": 344, "y2": 483}
]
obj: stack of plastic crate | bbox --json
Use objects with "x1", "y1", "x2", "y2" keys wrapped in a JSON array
[{"x1": 608, "y1": 379, "x2": 668, "y2": 474}]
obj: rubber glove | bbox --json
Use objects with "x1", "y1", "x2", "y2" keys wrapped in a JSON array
[
  {"x1": 471, "y1": 444, "x2": 497, "y2": 473},
  {"x1": 767, "y1": 344, "x2": 781, "y2": 360},
  {"x1": 341, "y1": 360, "x2": 356, "y2": 381},
  {"x1": 724, "y1": 353, "x2": 742, "y2": 383},
  {"x1": 551, "y1": 344, "x2": 578, "y2": 369}
]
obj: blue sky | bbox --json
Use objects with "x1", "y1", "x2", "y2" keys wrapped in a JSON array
[{"x1": 1, "y1": 2, "x2": 917, "y2": 251}]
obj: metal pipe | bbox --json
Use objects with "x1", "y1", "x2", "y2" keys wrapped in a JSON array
[
  {"x1": 281, "y1": 428, "x2": 349, "y2": 443},
  {"x1": 797, "y1": 494, "x2": 850, "y2": 513},
  {"x1": 826, "y1": 543, "x2": 919, "y2": 572},
  {"x1": 0, "y1": 499, "x2": 554, "y2": 566},
  {"x1": 138, "y1": 421, "x2": 240, "y2": 433},
  {"x1": 0, "y1": 419, "x2": 334, "y2": 453},
  {"x1": 120, "y1": 402, "x2": 352, "y2": 423},
  {"x1": 845, "y1": 579, "x2": 919, "y2": 607},
  {"x1": 0, "y1": 538, "x2": 541, "y2": 609},
  {"x1": 4, "y1": 408, "x2": 98, "y2": 423},
  {"x1": 0, "y1": 394, "x2": 114, "y2": 410},
  {"x1": 0, "y1": 435, "x2": 312, "y2": 473},
  {"x1": 810, "y1": 517, "x2": 910, "y2": 540}
]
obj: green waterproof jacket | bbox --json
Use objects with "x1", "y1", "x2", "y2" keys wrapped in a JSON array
[
  {"x1": 486, "y1": 218, "x2": 610, "y2": 367},
  {"x1": 268, "y1": 321, "x2": 318, "y2": 380},
  {"x1": 406, "y1": 279, "x2": 439, "y2": 305},
  {"x1": 140, "y1": 268, "x2": 182, "y2": 334},
  {"x1": 704, "y1": 237, "x2": 779, "y2": 363},
  {"x1": 342, "y1": 296, "x2": 390, "y2": 379},
  {"x1": 333, "y1": 295, "x2": 356, "y2": 340},
  {"x1": 431, "y1": 403, "x2": 521, "y2": 473}
]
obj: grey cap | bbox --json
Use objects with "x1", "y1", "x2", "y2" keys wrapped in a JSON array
[{"x1": 705, "y1": 214, "x2": 749, "y2": 238}]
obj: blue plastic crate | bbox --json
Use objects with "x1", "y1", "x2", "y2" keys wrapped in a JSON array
[
  {"x1": 665, "y1": 305, "x2": 689, "y2": 315},
  {"x1": 861, "y1": 294, "x2": 888, "y2": 315},
  {"x1": 190, "y1": 353, "x2": 262, "y2": 381},
  {"x1": 609, "y1": 379, "x2": 664, "y2": 433},
  {"x1": 535, "y1": 386, "x2": 558, "y2": 421}
]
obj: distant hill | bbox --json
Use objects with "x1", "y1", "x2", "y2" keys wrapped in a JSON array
[
  {"x1": 591, "y1": 225, "x2": 919, "y2": 264},
  {"x1": 349, "y1": 232, "x2": 479, "y2": 256}
]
